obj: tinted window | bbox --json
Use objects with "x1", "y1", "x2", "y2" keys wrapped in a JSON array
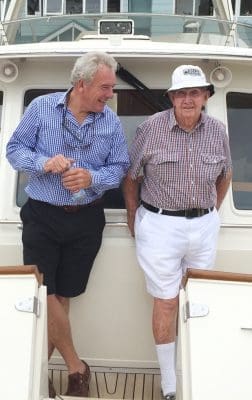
[{"x1": 227, "y1": 92, "x2": 252, "y2": 209}]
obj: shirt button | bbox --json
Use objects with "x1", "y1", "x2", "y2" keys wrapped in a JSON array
[{"x1": 190, "y1": 164, "x2": 193, "y2": 168}]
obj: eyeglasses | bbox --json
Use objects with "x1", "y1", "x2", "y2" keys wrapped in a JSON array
[
  {"x1": 173, "y1": 88, "x2": 206, "y2": 99},
  {"x1": 62, "y1": 107, "x2": 94, "y2": 148}
]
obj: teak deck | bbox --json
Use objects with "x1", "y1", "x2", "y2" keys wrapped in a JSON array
[{"x1": 49, "y1": 364, "x2": 162, "y2": 400}]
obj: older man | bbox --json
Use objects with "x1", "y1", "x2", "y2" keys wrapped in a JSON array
[
  {"x1": 6, "y1": 51, "x2": 129, "y2": 398},
  {"x1": 123, "y1": 65, "x2": 232, "y2": 400}
]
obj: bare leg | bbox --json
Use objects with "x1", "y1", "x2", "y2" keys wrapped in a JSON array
[
  {"x1": 48, "y1": 295, "x2": 69, "y2": 359},
  {"x1": 153, "y1": 296, "x2": 178, "y2": 344},
  {"x1": 47, "y1": 294, "x2": 85, "y2": 374}
]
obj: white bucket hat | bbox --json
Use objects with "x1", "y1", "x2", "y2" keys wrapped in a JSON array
[{"x1": 167, "y1": 65, "x2": 214, "y2": 96}]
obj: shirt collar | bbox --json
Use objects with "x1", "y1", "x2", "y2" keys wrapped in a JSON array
[
  {"x1": 57, "y1": 88, "x2": 72, "y2": 108},
  {"x1": 56, "y1": 88, "x2": 107, "y2": 120},
  {"x1": 169, "y1": 108, "x2": 206, "y2": 131}
]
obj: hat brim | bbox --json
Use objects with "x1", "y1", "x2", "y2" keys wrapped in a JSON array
[{"x1": 167, "y1": 83, "x2": 215, "y2": 97}]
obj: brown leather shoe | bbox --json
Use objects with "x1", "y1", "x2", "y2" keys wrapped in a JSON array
[
  {"x1": 65, "y1": 360, "x2": 91, "y2": 397},
  {"x1": 48, "y1": 377, "x2": 56, "y2": 398}
]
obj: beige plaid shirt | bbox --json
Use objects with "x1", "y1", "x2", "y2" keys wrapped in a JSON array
[{"x1": 129, "y1": 108, "x2": 232, "y2": 210}]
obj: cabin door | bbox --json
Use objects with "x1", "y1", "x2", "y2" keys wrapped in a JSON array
[
  {"x1": 0, "y1": 266, "x2": 48, "y2": 400},
  {"x1": 177, "y1": 270, "x2": 252, "y2": 399}
]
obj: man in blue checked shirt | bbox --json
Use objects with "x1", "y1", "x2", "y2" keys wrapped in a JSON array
[{"x1": 6, "y1": 51, "x2": 129, "y2": 398}]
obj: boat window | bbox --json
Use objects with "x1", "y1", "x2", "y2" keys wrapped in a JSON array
[
  {"x1": 85, "y1": 0, "x2": 100, "y2": 13},
  {"x1": 175, "y1": 0, "x2": 213, "y2": 16},
  {"x1": 227, "y1": 92, "x2": 252, "y2": 209},
  {"x1": 232, "y1": 0, "x2": 252, "y2": 16},
  {"x1": 16, "y1": 88, "x2": 169, "y2": 209},
  {"x1": 27, "y1": 0, "x2": 122, "y2": 15},
  {"x1": 27, "y1": 0, "x2": 40, "y2": 15},
  {"x1": 240, "y1": 0, "x2": 252, "y2": 15},
  {"x1": 66, "y1": 0, "x2": 82, "y2": 14},
  {"x1": 44, "y1": 0, "x2": 95, "y2": 14},
  {"x1": 107, "y1": 0, "x2": 120, "y2": 12},
  {"x1": 45, "y1": 0, "x2": 63, "y2": 14}
]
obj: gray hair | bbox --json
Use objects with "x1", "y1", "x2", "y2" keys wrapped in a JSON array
[{"x1": 70, "y1": 51, "x2": 117, "y2": 85}]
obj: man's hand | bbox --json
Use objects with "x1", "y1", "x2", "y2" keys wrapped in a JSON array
[
  {"x1": 62, "y1": 168, "x2": 92, "y2": 193},
  {"x1": 44, "y1": 154, "x2": 74, "y2": 173},
  {"x1": 122, "y1": 174, "x2": 140, "y2": 237},
  {"x1": 216, "y1": 170, "x2": 232, "y2": 210},
  {"x1": 127, "y1": 209, "x2": 137, "y2": 237}
]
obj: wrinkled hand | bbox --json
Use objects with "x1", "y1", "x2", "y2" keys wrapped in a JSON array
[
  {"x1": 44, "y1": 154, "x2": 74, "y2": 174},
  {"x1": 62, "y1": 167, "x2": 92, "y2": 193}
]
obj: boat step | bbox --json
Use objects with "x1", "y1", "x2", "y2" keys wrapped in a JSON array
[{"x1": 49, "y1": 365, "x2": 162, "y2": 399}]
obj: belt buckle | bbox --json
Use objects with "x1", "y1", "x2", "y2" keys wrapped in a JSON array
[
  {"x1": 63, "y1": 205, "x2": 80, "y2": 213},
  {"x1": 185, "y1": 209, "x2": 194, "y2": 219},
  {"x1": 185, "y1": 208, "x2": 206, "y2": 219},
  {"x1": 185, "y1": 208, "x2": 201, "y2": 219}
]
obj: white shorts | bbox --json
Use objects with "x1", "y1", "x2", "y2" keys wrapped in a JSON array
[{"x1": 134, "y1": 205, "x2": 220, "y2": 299}]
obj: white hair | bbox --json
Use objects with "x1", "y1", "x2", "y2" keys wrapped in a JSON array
[{"x1": 70, "y1": 51, "x2": 117, "y2": 85}]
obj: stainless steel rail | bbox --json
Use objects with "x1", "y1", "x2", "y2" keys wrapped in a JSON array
[
  {"x1": 0, "y1": 220, "x2": 128, "y2": 227},
  {"x1": 1, "y1": 220, "x2": 252, "y2": 228}
]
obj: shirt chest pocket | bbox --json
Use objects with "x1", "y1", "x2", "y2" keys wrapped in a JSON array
[
  {"x1": 152, "y1": 152, "x2": 181, "y2": 180},
  {"x1": 201, "y1": 153, "x2": 226, "y2": 180}
]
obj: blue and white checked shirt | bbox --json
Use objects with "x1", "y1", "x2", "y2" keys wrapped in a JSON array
[{"x1": 6, "y1": 90, "x2": 130, "y2": 205}]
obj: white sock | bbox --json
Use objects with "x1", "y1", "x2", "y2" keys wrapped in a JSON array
[{"x1": 156, "y1": 342, "x2": 176, "y2": 395}]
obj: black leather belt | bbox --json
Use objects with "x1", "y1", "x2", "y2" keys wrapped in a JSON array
[
  {"x1": 29, "y1": 198, "x2": 103, "y2": 213},
  {"x1": 60, "y1": 198, "x2": 103, "y2": 213},
  {"x1": 141, "y1": 200, "x2": 214, "y2": 219}
]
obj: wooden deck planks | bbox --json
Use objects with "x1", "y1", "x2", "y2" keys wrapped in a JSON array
[{"x1": 50, "y1": 365, "x2": 161, "y2": 399}]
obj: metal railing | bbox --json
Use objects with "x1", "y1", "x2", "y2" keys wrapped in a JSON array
[{"x1": 0, "y1": 13, "x2": 252, "y2": 47}]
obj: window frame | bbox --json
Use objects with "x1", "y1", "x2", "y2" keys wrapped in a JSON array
[{"x1": 27, "y1": 0, "x2": 129, "y2": 16}]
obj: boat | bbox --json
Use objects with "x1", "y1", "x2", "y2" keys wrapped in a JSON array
[{"x1": 1, "y1": 0, "x2": 252, "y2": 398}]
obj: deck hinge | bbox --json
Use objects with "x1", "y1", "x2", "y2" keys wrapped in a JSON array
[
  {"x1": 184, "y1": 301, "x2": 209, "y2": 321},
  {"x1": 15, "y1": 296, "x2": 40, "y2": 316}
]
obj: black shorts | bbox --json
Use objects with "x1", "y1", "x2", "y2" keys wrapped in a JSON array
[{"x1": 20, "y1": 198, "x2": 105, "y2": 297}]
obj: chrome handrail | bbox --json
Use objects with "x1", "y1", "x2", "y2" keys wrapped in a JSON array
[
  {"x1": 0, "y1": 220, "x2": 252, "y2": 228},
  {"x1": 0, "y1": 219, "x2": 128, "y2": 227},
  {"x1": 1, "y1": 13, "x2": 251, "y2": 48}
]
